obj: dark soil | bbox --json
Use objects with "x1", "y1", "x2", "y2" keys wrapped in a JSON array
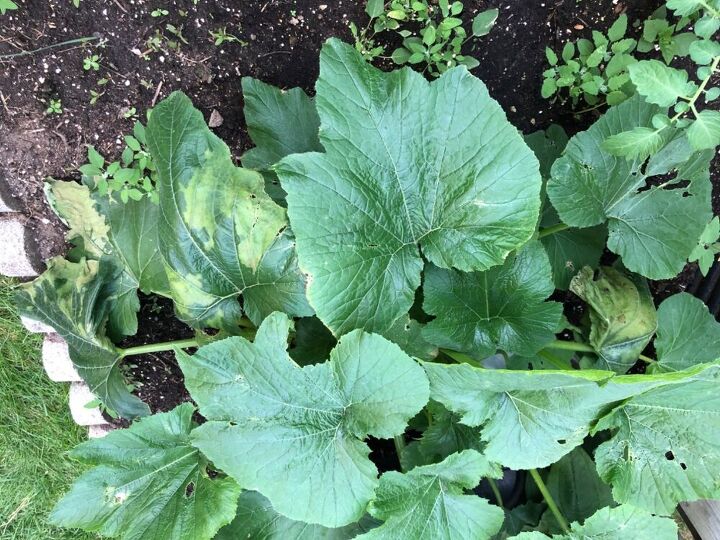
[
  {"x1": 115, "y1": 294, "x2": 195, "y2": 422},
  {"x1": 1, "y1": 0, "x2": 718, "y2": 421}
]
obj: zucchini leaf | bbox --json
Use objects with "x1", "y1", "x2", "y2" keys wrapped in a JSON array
[
  {"x1": 594, "y1": 363, "x2": 720, "y2": 514},
  {"x1": 422, "y1": 241, "x2": 563, "y2": 359},
  {"x1": 215, "y1": 491, "x2": 377, "y2": 539},
  {"x1": 146, "y1": 91, "x2": 312, "y2": 332},
  {"x1": 356, "y1": 450, "x2": 504, "y2": 540},
  {"x1": 570, "y1": 266, "x2": 657, "y2": 373},
  {"x1": 50, "y1": 404, "x2": 240, "y2": 540},
  {"x1": 48, "y1": 180, "x2": 169, "y2": 340},
  {"x1": 15, "y1": 257, "x2": 150, "y2": 418},
  {"x1": 650, "y1": 292, "x2": 720, "y2": 372},
  {"x1": 548, "y1": 95, "x2": 713, "y2": 279},
  {"x1": 276, "y1": 38, "x2": 542, "y2": 335},
  {"x1": 179, "y1": 312, "x2": 429, "y2": 528},
  {"x1": 510, "y1": 505, "x2": 677, "y2": 539}
]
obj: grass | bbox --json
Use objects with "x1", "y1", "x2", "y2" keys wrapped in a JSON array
[{"x1": 0, "y1": 277, "x2": 95, "y2": 540}]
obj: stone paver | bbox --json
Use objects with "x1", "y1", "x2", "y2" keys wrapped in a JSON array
[
  {"x1": 68, "y1": 382, "x2": 109, "y2": 427},
  {"x1": 42, "y1": 335, "x2": 81, "y2": 382},
  {"x1": 0, "y1": 216, "x2": 41, "y2": 277}
]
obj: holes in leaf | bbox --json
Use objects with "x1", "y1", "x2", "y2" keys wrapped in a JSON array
[
  {"x1": 681, "y1": 462, "x2": 687, "y2": 470},
  {"x1": 557, "y1": 439, "x2": 567, "y2": 445},
  {"x1": 665, "y1": 451, "x2": 675, "y2": 461},
  {"x1": 367, "y1": 243, "x2": 378, "y2": 248},
  {"x1": 185, "y1": 482, "x2": 195, "y2": 498}
]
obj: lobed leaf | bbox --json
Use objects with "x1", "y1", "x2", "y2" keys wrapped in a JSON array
[
  {"x1": 422, "y1": 241, "x2": 563, "y2": 359},
  {"x1": 357, "y1": 450, "x2": 505, "y2": 540},
  {"x1": 276, "y1": 38, "x2": 542, "y2": 335},
  {"x1": 180, "y1": 312, "x2": 429, "y2": 527},
  {"x1": 15, "y1": 257, "x2": 149, "y2": 418},
  {"x1": 548, "y1": 95, "x2": 713, "y2": 279},
  {"x1": 50, "y1": 404, "x2": 240, "y2": 540},
  {"x1": 146, "y1": 91, "x2": 312, "y2": 332}
]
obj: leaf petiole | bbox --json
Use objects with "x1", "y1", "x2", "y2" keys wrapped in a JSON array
[
  {"x1": 487, "y1": 477, "x2": 504, "y2": 508},
  {"x1": 118, "y1": 338, "x2": 200, "y2": 359},
  {"x1": 440, "y1": 348, "x2": 484, "y2": 367},
  {"x1": 537, "y1": 222, "x2": 570, "y2": 239},
  {"x1": 529, "y1": 468, "x2": 570, "y2": 533},
  {"x1": 546, "y1": 339, "x2": 595, "y2": 353}
]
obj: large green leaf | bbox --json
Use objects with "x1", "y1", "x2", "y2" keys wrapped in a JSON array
[
  {"x1": 538, "y1": 447, "x2": 614, "y2": 533},
  {"x1": 215, "y1": 491, "x2": 376, "y2": 539},
  {"x1": 511, "y1": 505, "x2": 677, "y2": 540},
  {"x1": 15, "y1": 257, "x2": 149, "y2": 418},
  {"x1": 48, "y1": 180, "x2": 169, "y2": 339},
  {"x1": 276, "y1": 38, "x2": 542, "y2": 335},
  {"x1": 540, "y1": 206, "x2": 607, "y2": 290},
  {"x1": 594, "y1": 363, "x2": 720, "y2": 514},
  {"x1": 422, "y1": 362, "x2": 616, "y2": 469},
  {"x1": 628, "y1": 60, "x2": 692, "y2": 107},
  {"x1": 650, "y1": 292, "x2": 720, "y2": 372},
  {"x1": 180, "y1": 312, "x2": 429, "y2": 527},
  {"x1": 146, "y1": 91, "x2": 312, "y2": 332},
  {"x1": 570, "y1": 266, "x2": 657, "y2": 373},
  {"x1": 548, "y1": 96, "x2": 713, "y2": 279},
  {"x1": 356, "y1": 450, "x2": 504, "y2": 540},
  {"x1": 422, "y1": 241, "x2": 563, "y2": 359},
  {"x1": 242, "y1": 77, "x2": 322, "y2": 171},
  {"x1": 50, "y1": 404, "x2": 240, "y2": 539}
]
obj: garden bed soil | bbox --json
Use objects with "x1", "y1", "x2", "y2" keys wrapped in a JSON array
[{"x1": 1, "y1": 0, "x2": 719, "y2": 474}]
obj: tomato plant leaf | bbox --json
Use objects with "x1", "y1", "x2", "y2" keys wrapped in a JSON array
[
  {"x1": 15, "y1": 257, "x2": 150, "y2": 418},
  {"x1": 146, "y1": 91, "x2": 312, "y2": 331},
  {"x1": 687, "y1": 110, "x2": 720, "y2": 150},
  {"x1": 548, "y1": 95, "x2": 713, "y2": 279},
  {"x1": 276, "y1": 38, "x2": 542, "y2": 335},
  {"x1": 180, "y1": 312, "x2": 430, "y2": 527},
  {"x1": 215, "y1": 491, "x2": 377, "y2": 539},
  {"x1": 356, "y1": 450, "x2": 505, "y2": 540},
  {"x1": 50, "y1": 404, "x2": 240, "y2": 540},
  {"x1": 423, "y1": 241, "x2": 563, "y2": 359},
  {"x1": 570, "y1": 266, "x2": 657, "y2": 373},
  {"x1": 594, "y1": 363, "x2": 720, "y2": 514},
  {"x1": 628, "y1": 60, "x2": 693, "y2": 107},
  {"x1": 511, "y1": 505, "x2": 678, "y2": 539},
  {"x1": 650, "y1": 293, "x2": 720, "y2": 373}
]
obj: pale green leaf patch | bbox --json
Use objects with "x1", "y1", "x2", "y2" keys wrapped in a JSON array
[
  {"x1": 180, "y1": 312, "x2": 430, "y2": 527},
  {"x1": 628, "y1": 60, "x2": 693, "y2": 107},
  {"x1": 687, "y1": 109, "x2": 720, "y2": 150}
]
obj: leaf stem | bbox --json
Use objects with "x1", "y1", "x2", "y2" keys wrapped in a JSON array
[
  {"x1": 639, "y1": 353, "x2": 656, "y2": 363},
  {"x1": 487, "y1": 477, "x2": 504, "y2": 508},
  {"x1": 529, "y1": 468, "x2": 570, "y2": 533},
  {"x1": 393, "y1": 435, "x2": 406, "y2": 471},
  {"x1": 546, "y1": 339, "x2": 595, "y2": 353},
  {"x1": 118, "y1": 338, "x2": 200, "y2": 359},
  {"x1": 440, "y1": 348, "x2": 484, "y2": 367},
  {"x1": 537, "y1": 222, "x2": 570, "y2": 239}
]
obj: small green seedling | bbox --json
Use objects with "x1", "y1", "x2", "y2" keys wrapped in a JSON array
[
  {"x1": 80, "y1": 122, "x2": 158, "y2": 204},
  {"x1": 89, "y1": 89, "x2": 104, "y2": 105},
  {"x1": 0, "y1": 0, "x2": 18, "y2": 15},
  {"x1": 637, "y1": 6, "x2": 698, "y2": 63},
  {"x1": 46, "y1": 99, "x2": 63, "y2": 115},
  {"x1": 83, "y1": 54, "x2": 101, "y2": 71},
  {"x1": 151, "y1": 8, "x2": 169, "y2": 17},
  {"x1": 352, "y1": 0, "x2": 498, "y2": 77},
  {"x1": 123, "y1": 107, "x2": 138, "y2": 120},
  {"x1": 690, "y1": 217, "x2": 720, "y2": 275},
  {"x1": 542, "y1": 14, "x2": 636, "y2": 109},
  {"x1": 209, "y1": 26, "x2": 246, "y2": 46}
]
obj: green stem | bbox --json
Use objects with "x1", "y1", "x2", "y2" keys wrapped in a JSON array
[
  {"x1": 639, "y1": 353, "x2": 656, "y2": 363},
  {"x1": 529, "y1": 468, "x2": 570, "y2": 533},
  {"x1": 699, "y1": 0, "x2": 720, "y2": 19},
  {"x1": 538, "y1": 349, "x2": 572, "y2": 369},
  {"x1": 487, "y1": 477, "x2": 504, "y2": 508},
  {"x1": 0, "y1": 36, "x2": 99, "y2": 60},
  {"x1": 546, "y1": 339, "x2": 595, "y2": 353},
  {"x1": 393, "y1": 435, "x2": 406, "y2": 471},
  {"x1": 573, "y1": 100, "x2": 608, "y2": 115},
  {"x1": 118, "y1": 338, "x2": 199, "y2": 359},
  {"x1": 441, "y1": 348, "x2": 484, "y2": 367},
  {"x1": 537, "y1": 222, "x2": 569, "y2": 239}
]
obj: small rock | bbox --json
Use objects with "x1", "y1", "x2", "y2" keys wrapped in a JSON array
[
  {"x1": 0, "y1": 216, "x2": 42, "y2": 277},
  {"x1": 208, "y1": 109, "x2": 223, "y2": 128},
  {"x1": 42, "y1": 334, "x2": 81, "y2": 382}
]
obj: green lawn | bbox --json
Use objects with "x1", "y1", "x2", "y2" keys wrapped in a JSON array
[{"x1": 0, "y1": 277, "x2": 95, "y2": 540}]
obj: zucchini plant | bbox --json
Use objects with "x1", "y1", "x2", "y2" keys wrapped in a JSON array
[{"x1": 16, "y1": 38, "x2": 720, "y2": 539}]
